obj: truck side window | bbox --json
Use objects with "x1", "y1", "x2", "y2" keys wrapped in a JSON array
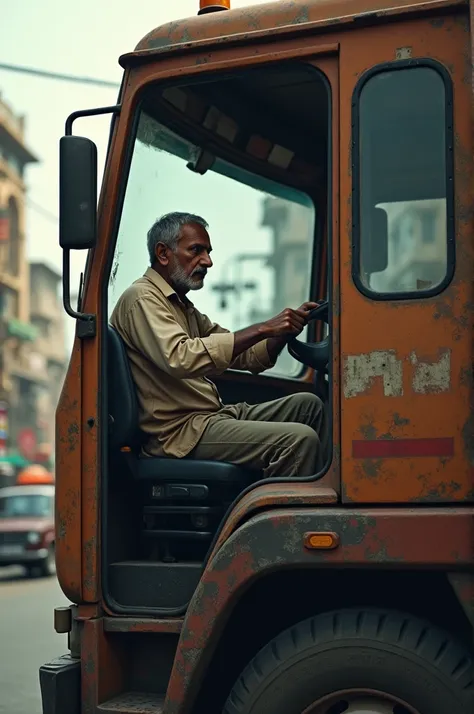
[{"x1": 353, "y1": 63, "x2": 454, "y2": 296}]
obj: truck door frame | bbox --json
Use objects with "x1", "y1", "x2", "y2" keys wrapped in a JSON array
[{"x1": 72, "y1": 36, "x2": 341, "y2": 608}]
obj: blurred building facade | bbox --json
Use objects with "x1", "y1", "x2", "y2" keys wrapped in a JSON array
[
  {"x1": 0, "y1": 94, "x2": 66, "y2": 470},
  {"x1": 369, "y1": 198, "x2": 447, "y2": 293},
  {"x1": 257, "y1": 196, "x2": 314, "y2": 319},
  {"x1": 208, "y1": 196, "x2": 314, "y2": 377}
]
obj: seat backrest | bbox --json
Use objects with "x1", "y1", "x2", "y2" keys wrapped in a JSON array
[{"x1": 107, "y1": 325, "x2": 141, "y2": 452}]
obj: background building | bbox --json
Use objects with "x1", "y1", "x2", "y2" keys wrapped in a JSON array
[
  {"x1": 29, "y1": 262, "x2": 67, "y2": 465},
  {"x1": 369, "y1": 198, "x2": 447, "y2": 293},
  {"x1": 209, "y1": 195, "x2": 315, "y2": 377},
  {"x1": 257, "y1": 196, "x2": 314, "y2": 318},
  {"x1": 0, "y1": 94, "x2": 66, "y2": 472}
]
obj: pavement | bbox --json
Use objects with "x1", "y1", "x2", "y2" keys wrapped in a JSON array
[{"x1": 0, "y1": 567, "x2": 70, "y2": 714}]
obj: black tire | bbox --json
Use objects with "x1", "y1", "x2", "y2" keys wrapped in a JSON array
[
  {"x1": 25, "y1": 565, "x2": 38, "y2": 579},
  {"x1": 40, "y1": 544, "x2": 56, "y2": 577},
  {"x1": 223, "y1": 608, "x2": 474, "y2": 714}
]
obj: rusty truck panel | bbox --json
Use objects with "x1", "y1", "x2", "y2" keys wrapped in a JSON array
[
  {"x1": 339, "y1": 14, "x2": 474, "y2": 503},
  {"x1": 45, "y1": 1, "x2": 474, "y2": 713}
]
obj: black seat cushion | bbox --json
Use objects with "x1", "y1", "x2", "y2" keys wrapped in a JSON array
[{"x1": 137, "y1": 456, "x2": 256, "y2": 484}]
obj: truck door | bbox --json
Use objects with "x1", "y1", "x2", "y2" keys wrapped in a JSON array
[{"x1": 339, "y1": 20, "x2": 473, "y2": 503}]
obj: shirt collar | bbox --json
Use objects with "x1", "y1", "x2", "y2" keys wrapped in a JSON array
[{"x1": 144, "y1": 268, "x2": 194, "y2": 309}]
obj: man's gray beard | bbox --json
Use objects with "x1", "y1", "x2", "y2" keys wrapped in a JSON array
[{"x1": 169, "y1": 261, "x2": 205, "y2": 292}]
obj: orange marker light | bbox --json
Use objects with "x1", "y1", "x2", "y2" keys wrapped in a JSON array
[
  {"x1": 304, "y1": 532, "x2": 339, "y2": 550},
  {"x1": 198, "y1": 0, "x2": 231, "y2": 14}
]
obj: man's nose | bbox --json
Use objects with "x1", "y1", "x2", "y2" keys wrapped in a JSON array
[{"x1": 202, "y1": 252, "x2": 213, "y2": 268}]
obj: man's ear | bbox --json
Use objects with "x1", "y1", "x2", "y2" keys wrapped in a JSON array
[{"x1": 155, "y1": 242, "x2": 170, "y2": 266}]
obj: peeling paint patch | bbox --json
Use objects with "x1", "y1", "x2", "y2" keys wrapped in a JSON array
[
  {"x1": 344, "y1": 351, "x2": 403, "y2": 398},
  {"x1": 410, "y1": 350, "x2": 451, "y2": 394}
]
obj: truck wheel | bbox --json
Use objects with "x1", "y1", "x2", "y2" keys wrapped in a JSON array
[{"x1": 223, "y1": 608, "x2": 474, "y2": 714}]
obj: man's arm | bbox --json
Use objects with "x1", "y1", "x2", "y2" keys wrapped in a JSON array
[
  {"x1": 200, "y1": 302, "x2": 318, "y2": 374},
  {"x1": 266, "y1": 335, "x2": 290, "y2": 363},
  {"x1": 121, "y1": 293, "x2": 318, "y2": 380},
  {"x1": 230, "y1": 309, "x2": 305, "y2": 360}
]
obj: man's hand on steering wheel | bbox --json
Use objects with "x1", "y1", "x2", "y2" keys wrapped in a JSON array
[
  {"x1": 260, "y1": 303, "x2": 318, "y2": 341},
  {"x1": 296, "y1": 302, "x2": 321, "y2": 332},
  {"x1": 286, "y1": 299, "x2": 330, "y2": 372},
  {"x1": 298, "y1": 300, "x2": 327, "y2": 324}
]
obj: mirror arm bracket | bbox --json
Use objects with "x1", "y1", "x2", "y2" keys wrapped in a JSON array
[
  {"x1": 62, "y1": 250, "x2": 96, "y2": 339},
  {"x1": 65, "y1": 104, "x2": 121, "y2": 136},
  {"x1": 61, "y1": 103, "x2": 121, "y2": 340}
]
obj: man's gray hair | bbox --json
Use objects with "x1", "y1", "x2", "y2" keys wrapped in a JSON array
[{"x1": 147, "y1": 212, "x2": 209, "y2": 265}]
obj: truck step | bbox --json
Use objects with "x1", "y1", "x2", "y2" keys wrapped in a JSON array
[{"x1": 98, "y1": 692, "x2": 164, "y2": 713}]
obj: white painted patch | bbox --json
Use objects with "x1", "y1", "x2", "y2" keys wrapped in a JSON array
[
  {"x1": 344, "y1": 351, "x2": 403, "y2": 399},
  {"x1": 410, "y1": 350, "x2": 451, "y2": 394},
  {"x1": 396, "y1": 46, "x2": 412, "y2": 60}
]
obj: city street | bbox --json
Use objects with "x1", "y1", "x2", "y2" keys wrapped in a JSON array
[{"x1": 0, "y1": 567, "x2": 69, "y2": 714}]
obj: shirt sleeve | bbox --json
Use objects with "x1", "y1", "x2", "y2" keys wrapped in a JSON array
[
  {"x1": 198, "y1": 312, "x2": 276, "y2": 375},
  {"x1": 123, "y1": 294, "x2": 234, "y2": 378}
]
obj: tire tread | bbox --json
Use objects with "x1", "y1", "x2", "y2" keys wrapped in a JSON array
[{"x1": 223, "y1": 608, "x2": 474, "y2": 714}]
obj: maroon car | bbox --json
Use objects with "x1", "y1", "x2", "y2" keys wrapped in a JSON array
[{"x1": 0, "y1": 484, "x2": 55, "y2": 577}]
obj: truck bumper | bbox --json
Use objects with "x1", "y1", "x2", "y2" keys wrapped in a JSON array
[{"x1": 39, "y1": 654, "x2": 80, "y2": 714}]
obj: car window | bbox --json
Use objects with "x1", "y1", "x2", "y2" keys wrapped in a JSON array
[{"x1": 0, "y1": 494, "x2": 52, "y2": 518}]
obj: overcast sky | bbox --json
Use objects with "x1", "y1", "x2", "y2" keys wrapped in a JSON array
[{"x1": 1, "y1": 0, "x2": 280, "y2": 346}]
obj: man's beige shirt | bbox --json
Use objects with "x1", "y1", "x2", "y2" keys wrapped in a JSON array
[{"x1": 110, "y1": 268, "x2": 275, "y2": 458}]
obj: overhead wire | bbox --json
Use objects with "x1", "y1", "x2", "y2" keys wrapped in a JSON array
[
  {"x1": 26, "y1": 199, "x2": 58, "y2": 225},
  {"x1": 0, "y1": 61, "x2": 120, "y2": 89},
  {"x1": 0, "y1": 62, "x2": 118, "y2": 226}
]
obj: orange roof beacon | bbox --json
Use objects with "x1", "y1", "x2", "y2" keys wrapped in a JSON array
[{"x1": 39, "y1": 2, "x2": 474, "y2": 714}]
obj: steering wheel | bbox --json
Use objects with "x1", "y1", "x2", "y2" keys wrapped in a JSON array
[{"x1": 287, "y1": 300, "x2": 329, "y2": 372}]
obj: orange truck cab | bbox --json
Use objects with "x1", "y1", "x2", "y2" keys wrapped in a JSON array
[{"x1": 39, "y1": 1, "x2": 474, "y2": 713}]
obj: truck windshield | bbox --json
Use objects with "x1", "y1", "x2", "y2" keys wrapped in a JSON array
[
  {"x1": 109, "y1": 91, "x2": 321, "y2": 377},
  {"x1": 0, "y1": 494, "x2": 52, "y2": 518}
]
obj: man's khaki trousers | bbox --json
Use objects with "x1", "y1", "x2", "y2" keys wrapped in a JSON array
[{"x1": 191, "y1": 392, "x2": 327, "y2": 478}]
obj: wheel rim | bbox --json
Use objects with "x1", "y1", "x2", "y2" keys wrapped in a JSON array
[{"x1": 303, "y1": 688, "x2": 422, "y2": 714}]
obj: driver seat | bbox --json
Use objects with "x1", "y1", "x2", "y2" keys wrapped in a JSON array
[{"x1": 107, "y1": 325, "x2": 256, "y2": 561}]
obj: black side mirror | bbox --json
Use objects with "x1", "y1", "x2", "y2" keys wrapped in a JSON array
[
  {"x1": 59, "y1": 136, "x2": 98, "y2": 250},
  {"x1": 363, "y1": 206, "x2": 388, "y2": 275}
]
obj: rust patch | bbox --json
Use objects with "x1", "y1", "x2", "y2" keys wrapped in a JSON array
[
  {"x1": 392, "y1": 412, "x2": 410, "y2": 427},
  {"x1": 359, "y1": 417, "x2": 377, "y2": 440},
  {"x1": 361, "y1": 459, "x2": 383, "y2": 479},
  {"x1": 103, "y1": 617, "x2": 183, "y2": 634},
  {"x1": 208, "y1": 483, "x2": 338, "y2": 560},
  {"x1": 120, "y1": 0, "x2": 467, "y2": 62},
  {"x1": 83, "y1": 537, "x2": 95, "y2": 592},
  {"x1": 461, "y1": 413, "x2": 474, "y2": 464},
  {"x1": 63, "y1": 417, "x2": 79, "y2": 453},
  {"x1": 460, "y1": 366, "x2": 474, "y2": 465}
]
